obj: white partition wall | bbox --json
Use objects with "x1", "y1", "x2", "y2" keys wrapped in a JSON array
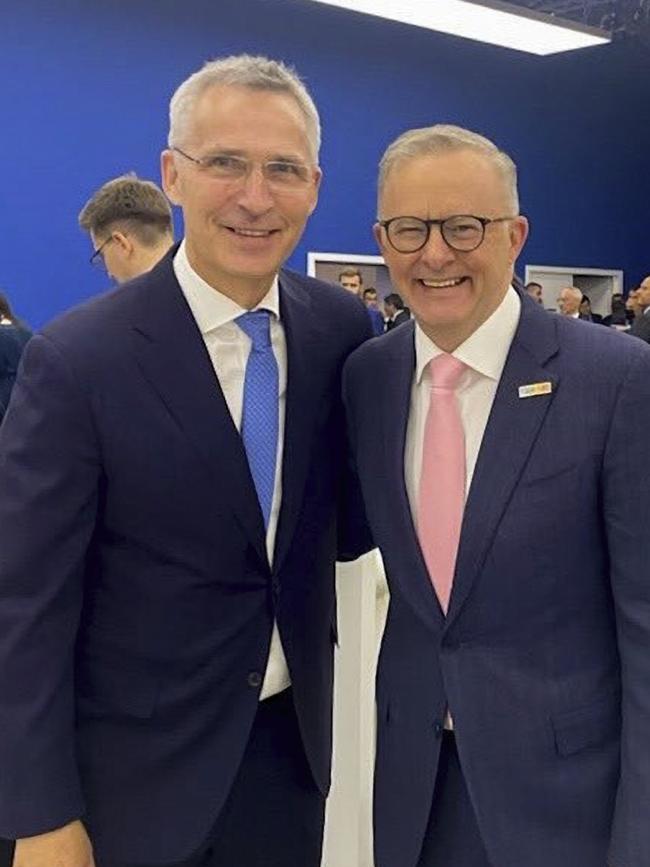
[
  {"x1": 524, "y1": 265, "x2": 624, "y2": 314},
  {"x1": 322, "y1": 550, "x2": 389, "y2": 867}
]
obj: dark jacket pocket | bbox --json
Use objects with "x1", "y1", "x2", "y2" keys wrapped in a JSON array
[{"x1": 552, "y1": 697, "x2": 620, "y2": 757}]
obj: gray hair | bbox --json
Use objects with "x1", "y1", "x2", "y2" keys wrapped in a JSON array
[
  {"x1": 561, "y1": 286, "x2": 583, "y2": 303},
  {"x1": 168, "y1": 54, "x2": 321, "y2": 163},
  {"x1": 378, "y1": 124, "x2": 519, "y2": 213}
]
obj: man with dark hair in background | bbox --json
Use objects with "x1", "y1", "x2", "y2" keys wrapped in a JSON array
[
  {"x1": 602, "y1": 292, "x2": 630, "y2": 329},
  {"x1": 579, "y1": 294, "x2": 603, "y2": 324},
  {"x1": 383, "y1": 292, "x2": 409, "y2": 330},
  {"x1": 78, "y1": 174, "x2": 174, "y2": 284},
  {"x1": 344, "y1": 123, "x2": 650, "y2": 867},
  {"x1": 524, "y1": 281, "x2": 543, "y2": 304},
  {"x1": 338, "y1": 266, "x2": 363, "y2": 296},
  {"x1": 362, "y1": 287, "x2": 384, "y2": 336},
  {"x1": 0, "y1": 54, "x2": 370, "y2": 867}
]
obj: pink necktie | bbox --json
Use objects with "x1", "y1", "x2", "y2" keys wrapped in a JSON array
[{"x1": 418, "y1": 354, "x2": 466, "y2": 614}]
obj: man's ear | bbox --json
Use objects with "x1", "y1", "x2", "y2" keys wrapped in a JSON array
[
  {"x1": 112, "y1": 231, "x2": 134, "y2": 256},
  {"x1": 161, "y1": 149, "x2": 182, "y2": 206},
  {"x1": 373, "y1": 222, "x2": 384, "y2": 252},
  {"x1": 509, "y1": 215, "x2": 529, "y2": 263},
  {"x1": 305, "y1": 166, "x2": 322, "y2": 218}
]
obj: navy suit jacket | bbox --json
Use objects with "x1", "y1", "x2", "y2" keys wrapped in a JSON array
[
  {"x1": 0, "y1": 248, "x2": 371, "y2": 863},
  {"x1": 0, "y1": 323, "x2": 31, "y2": 421},
  {"x1": 343, "y1": 296, "x2": 650, "y2": 867},
  {"x1": 629, "y1": 310, "x2": 650, "y2": 344}
]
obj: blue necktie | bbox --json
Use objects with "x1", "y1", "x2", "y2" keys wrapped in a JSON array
[{"x1": 235, "y1": 310, "x2": 279, "y2": 530}]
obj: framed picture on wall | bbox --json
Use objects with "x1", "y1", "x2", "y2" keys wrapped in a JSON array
[{"x1": 306, "y1": 252, "x2": 395, "y2": 300}]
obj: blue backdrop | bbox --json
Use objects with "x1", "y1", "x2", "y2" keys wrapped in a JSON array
[{"x1": 3, "y1": 0, "x2": 649, "y2": 327}]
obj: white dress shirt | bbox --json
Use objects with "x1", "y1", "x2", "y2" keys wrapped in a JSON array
[
  {"x1": 173, "y1": 241, "x2": 290, "y2": 700},
  {"x1": 404, "y1": 286, "x2": 521, "y2": 727}
]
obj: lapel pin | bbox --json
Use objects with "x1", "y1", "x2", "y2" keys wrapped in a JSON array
[{"x1": 518, "y1": 381, "x2": 553, "y2": 399}]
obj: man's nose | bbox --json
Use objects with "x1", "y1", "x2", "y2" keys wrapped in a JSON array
[
  {"x1": 418, "y1": 225, "x2": 456, "y2": 270},
  {"x1": 236, "y1": 165, "x2": 275, "y2": 213}
]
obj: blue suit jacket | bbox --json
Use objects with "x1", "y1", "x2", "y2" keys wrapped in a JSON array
[
  {"x1": 343, "y1": 295, "x2": 650, "y2": 867},
  {"x1": 0, "y1": 248, "x2": 371, "y2": 863}
]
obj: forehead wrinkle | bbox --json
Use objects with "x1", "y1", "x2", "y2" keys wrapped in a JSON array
[
  {"x1": 380, "y1": 153, "x2": 511, "y2": 219},
  {"x1": 185, "y1": 86, "x2": 314, "y2": 162}
]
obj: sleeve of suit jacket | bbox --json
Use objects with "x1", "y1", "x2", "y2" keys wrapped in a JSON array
[
  {"x1": 336, "y1": 314, "x2": 374, "y2": 562},
  {"x1": 604, "y1": 347, "x2": 650, "y2": 866},
  {"x1": 0, "y1": 333, "x2": 100, "y2": 836}
]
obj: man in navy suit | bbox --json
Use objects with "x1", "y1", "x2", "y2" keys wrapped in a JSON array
[
  {"x1": 343, "y1": 125, "x2": 650, "y2": 867},
  {"x1": 0, "y1": 56, "x2": 371, "y2": 867},
  {"x1": 629, "y1": 274, "x2": 650, "y2": 343}
]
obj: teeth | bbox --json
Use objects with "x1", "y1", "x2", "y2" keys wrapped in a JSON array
[
  {"x1": 232, "y1": 228, "x2": 274, "y2": 237},
  {"x1": 420, "y1": 278, "x2": 464, "y2": 288}
]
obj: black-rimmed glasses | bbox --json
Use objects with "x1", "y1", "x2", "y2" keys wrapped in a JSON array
[
  {"x1": 89, "y1": 236, "x2": 115, "y2": 269},
  {"x1": 378, "y1": 214, "x2": 515, "y2": 253},
  {"x1": 171, "y1": 146, "x2": 313, "y2": 192}
]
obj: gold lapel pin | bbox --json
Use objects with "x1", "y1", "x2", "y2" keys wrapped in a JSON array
[{"x1": 518, "y1": 381, "x2": 553, "y2": 399}]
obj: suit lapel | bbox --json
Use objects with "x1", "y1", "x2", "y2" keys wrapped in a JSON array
[
  {"x1": 446, "y1": 301, "x2": 560, "y2": 626},
  {"x1": 381, "y1": 324, "x2": 446, "y2": 633},
  {"x1": 272, "y1": 271, "x2": 325, "y2": 574},
  {"x1": 128, "y1": 251, "x2": 268, "y2": 568}
]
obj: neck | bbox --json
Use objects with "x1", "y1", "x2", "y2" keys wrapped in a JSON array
[
  {"x1": 185, "y1": 242, "x2": 275, "y2": 309},
  {"x1": 140, "y1": 239, "x2": 174, "y2": 274}
]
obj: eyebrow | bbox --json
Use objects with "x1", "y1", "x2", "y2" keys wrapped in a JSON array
[{"x1": 202, "y1": 146, "x2": 308, "y2": 163}]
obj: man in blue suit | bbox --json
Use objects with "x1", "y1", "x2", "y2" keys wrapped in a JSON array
[
  {"x1": 343, "y1": 125, "x2": 650, "y2": 867},
  {"x1": 0, "y1": 56, "x2": 370, "y2": 867}
]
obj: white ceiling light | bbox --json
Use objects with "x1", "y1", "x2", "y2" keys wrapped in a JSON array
[{"x1": 305, "y1": 0, "x2": 611, "y2": 55}]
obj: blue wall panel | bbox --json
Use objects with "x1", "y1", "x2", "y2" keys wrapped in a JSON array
[{"x1": 2, "y1": 0, "x2": 649, "y2": 327}]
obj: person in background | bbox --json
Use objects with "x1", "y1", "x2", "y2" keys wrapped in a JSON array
[
  {"x1": 556, "y1": 285, "x2": 582, "y2": 317},
  {"x1": 625, "y1": 286, "x2": 643, "y2": 323},
  {"x1": 629, "y1": 275, "x2": 650, "y2": 343},
  {"x1": 0, "y1": 292, "x2": 31, "y2": 423},
  {"x1": 524, "y1": 281, "x2": 543, "y2": 304},
  {"x1": 78, "y1": 174, "x2": 174, "y2": 284},
  {"x1": 0, "y1": 54, "x2": 371, "y2": 867},
  {"x1": 362, "y1": 287, "x2": 385, "y2": 336},
  {"x1": 383, "y1": 292, "x2": 409, "y2": 330},
  {"x1": 578, "y1": 294, "x2": 603, "y2": 324},
  {"x1": 344, "y1": 122, "x2": 650, "y2": 867},
  {"x1": 0, "y1": 291, "x2": 31, "y2": 862},
  {"x1": 338, "y1": 266, "x2": 363, "y2": 296},
  {"x1": 602, "y1": 293, "x2": 629, "y2": 329}
]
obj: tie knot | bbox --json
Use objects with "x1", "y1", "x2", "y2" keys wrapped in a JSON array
[
  {"x1": 236, "y1": 309, "x2": 272, "y2": 351},
  {"x1": 429, "y1": 353, "x2": 465, "y2": 391}
]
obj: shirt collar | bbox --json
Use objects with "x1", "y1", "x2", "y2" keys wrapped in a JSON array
[
  {"x1": 173, "y1": 239, "x2": 280, "y2": 334},
  {"x1": 414, "y1": 285, "x2": 521, "y2": 385}
]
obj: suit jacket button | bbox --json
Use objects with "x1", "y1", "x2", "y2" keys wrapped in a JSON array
[
  {"x1": 247, "y1": 671, "x2": 262, "y2": 688},
  {"x1": 433, "y1": 720, "x2": 444, "y2": 738}
]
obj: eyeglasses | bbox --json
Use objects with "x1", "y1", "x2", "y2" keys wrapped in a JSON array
[
  {"x1": 89, "y1": 235, "x2": 115, "y2": 269},
  {"x1": 172, "y1": 147, "x2": 314, "y2": 192},
  {"x1": 378, "y1": 214, "x2": 515, "y2": 254}
]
